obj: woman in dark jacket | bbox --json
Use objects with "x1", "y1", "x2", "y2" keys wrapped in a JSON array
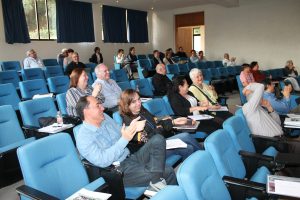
[{"x1": 89, "y1": 47, "x2": 103, "y2": 64}]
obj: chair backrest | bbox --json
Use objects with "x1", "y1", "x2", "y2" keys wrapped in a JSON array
[
  {"x1": 150, "y1": 186, "x2": 188, "y2": 200},
  {"x1": 19, "y1": 97, "x2": 57, "y2": 127},
  {"x1": 0, "y1": 105, "x2": 25, "y2": 148},
  {"x1": 47, "y1": 76, "x2": 70, "y2": 94},
  {"x1": 166, "y1": 64, "x2": 179, "y2": 75},
  {"x1": 217, "y1": 67, "x2": 228, "y2": 77},
  {"x1": 130, "y1": 79, "x2": 154, "y2": 97},
  {"x1": 21, "y1": 68, "x2": 45, "y2": 81},
  {"x1": 19, "y1": 79, "x2": 49, "y2": 99},
  {"x1": 110, "y1": 69, "x2": 129, "y2": 82},
  {"x1": 143, "y1": 98, "x2": 170, "y2": 117},
  {"x1": 226, "y1": 66, "x2": 237, "y2": 76},
  {"x1": 112, "y1": 111, "x2": 123, "y2": 126},
  {"x1": 206, "y1": 61, "x2": 215, "y2": 68},
  {"x1": 223, "y1": 116, "x2": 256, "y2": 153},
  {"x1": 208, "y1": 68, "x2": 221, "y2": 78},
  {"x1": 43, "y1": 59, "x2": 58, "y2": 66},
  {"x1": 214, "y1": 61, "x2": 224, "y2": 68},
  {"x1": 0, "y1": 83, "x2": 20, "y2": 110},
  {"x1": 117, "y1": 81, "x2": 132, "y2": 91},
  {"x1": 236, "y1": 75, "x2": 247, "y2": 105},
  {"x1": 1, "y1": 61, "x2": 21, "y2": 71},
  {"x1": 201, "y1": 69, "x2": 212, "y2": 82},
  {"x1": 177, "y1": 63, "x2": 189, "y2": 74},
  {"x1": 17, "y1": 133, "x2": 98, "y2": 199},
  {"x1": 147, "y1": 54, "x2": 154, "y2": 59},
  {"x1": 44, "y1": 65, "x2": 64, "y2": 78},
  {"x1": 56, "y1": 92, "x2": 67, "y2": 115},
  {"x1": 137, "y1": 59, "x2": 152, "y2": 70},
  {"x1": 177, "y1": 151, "x2": 231, "y2": 200},
  {"x1": 204, "y1": 129, "x2": 246, "y2": 179},
  {"x1": 197, "y1": 61, "x2": 207, "y2": 69},
  {"x1": 137, "y1": 54, "x2": 147, "y2": 60},
  {"x1": 85, "y1": 63, "x2": 97, "y2": 72},
  {"x1": 147, "y1": 77, "x2": 154, "y2": 91},
  {"x1": 162, "y1": 96, "x2": 174, "y2": 115},
  {"x1": 234, "y1": 65, "x2": 242, "y2": 74},
  {"x1": 0, "y1": 70, "x2": 21, "y2": 88}
]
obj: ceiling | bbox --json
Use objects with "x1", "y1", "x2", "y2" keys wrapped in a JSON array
[{"x1": 77, "y1": 0, "x2": 239, "y2": 11}]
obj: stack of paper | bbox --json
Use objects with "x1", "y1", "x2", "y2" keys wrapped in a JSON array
[
  {"x1": 140, "y1": 98, "x2": 152, "y2": 102},
  {"x1": 173, "y1": 121, "x2": 200, "y2": 130},
  {"x1": 284, "y1": 118, "x2": 300, "y2": 128},
  {"x1": 66, "y1": 188, "x2": 111, "y2": 200},
  {"x1": 38, "y1": 123, "x2": 74, "y2": 134},
  {"x1": 267, "y1": 175, "x2": 300, "y2": 198},
  {"x1": 166, "y1": 139, "x2": 187, "y2": 149},
  {"x1": 208, "y1": 106, "x2": 229, "y2": 112},
  {"x1": 32, "y1": 93, "x2": 53, "y2": 99},
  {"x1": 188, "y1": 114, "x2": 214, "y2": 121}
]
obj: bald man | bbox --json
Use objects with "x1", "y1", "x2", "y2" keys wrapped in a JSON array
[
  {"x1": 152, "y1": 64, "x2": 173, "y2": 96},
  {"x1": 93, "y1": 64, "x2": 122, "y2": 113}
]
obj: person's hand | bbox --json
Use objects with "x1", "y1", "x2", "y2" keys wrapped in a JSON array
[
  {"x1": 231, "y1": 57, "x2": 236, "y2": 62},
  {"x1": 136, "y1": 120, "x2": 146, "y2": 132},
  {"x1": 92, "y1": 83, "x2": 102, "y2": 97},
  {"x1": 197, "y1": 106, "x2": 208, "y2": 111},
  {"x1": 121, "y1": 123, "x2": 137, "y2": 141},
  {"x1": 208, "y1": 85, "x2": 215, "y2": 91},
  {"x1": 199, "y1": 100, "x2": 209, "y2": 107},
  {"x1": 282, "y1": 85, "x2": 292, "y2": 98},
  {"x1": 209, "y1": 104, "x2": 221, "y2": 110},
  {"x1": 261, "y1": 99, "x2": 274, "y2": 113},
  {"x1": 242, "y1": 88, "x2": 252, "y2": 96},
  {"x1": 173, "y1": 117, "x2": 188, "y2": 125}
]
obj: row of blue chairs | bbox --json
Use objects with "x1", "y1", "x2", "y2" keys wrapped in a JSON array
[{"x1": 0, "y1": 59, "x2": 59, "y2": 71}]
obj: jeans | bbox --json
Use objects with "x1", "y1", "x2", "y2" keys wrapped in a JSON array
[
  {"x1": 167, "y1": 132, "x2": 202, "y2": 160},
  {"x1": 120, "y1": 134, "x2": 177, "y2": 187}
]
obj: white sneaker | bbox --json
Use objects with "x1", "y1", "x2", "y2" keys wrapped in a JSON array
[{"x1": 149, "y1": 178, "x2": 167, "y2": 192}]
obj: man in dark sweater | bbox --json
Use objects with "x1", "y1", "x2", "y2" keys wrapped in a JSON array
[
  {"x1": 65, "y1": 52, "x2": 86, "y2": 76},
  {"x1": 152, "y1": 64, "x2": 172, "y2": 96}
]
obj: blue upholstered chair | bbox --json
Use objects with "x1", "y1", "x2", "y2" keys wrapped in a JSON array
[
  {"x1": 21, "y1": 68, "x2": 45, "y2": 81},
  {"x1": 143, "y1": 98, "x2": 171, "y2": 117},
  {"x1": 47, "y1": 76, "x2": 69, "y2": 94},
  {"x1": 177, "y1": 63, "x2": 189, "y2": 74},
  {"x1": 0, "y1": 61, "x2": 21, "y2": 71},
  {"x1": 150, "y1": 186, "x2": 187, "y2": 200},
  {"x1": 0, "y1": 83, "x2": 20, "y2": 110},
  {"x1": 137, "y1": 59, "x2": 153, "y2": 79},
  {"x1": 16, "y1": 133, "x2": 105, "y2": 199},
  {"x1": 117, "y1": 81, "x2": 133, "y2": 91},
  {"x1": 137, "y1": 54, "x2": 147, "y2": 60},
  {"x1": 110, "y1": 69, "x2": 129, "y2": 82},
  {"x1": 214, "y1": 60, "x2": 224, "y2": 68},
  {"x1": 204, "y1": 129, "x2": 270, "y2": 184},
  {"x1": 166, "y1": 64, "x2": 179, "y2": 75},
  {"x1": 43, "y1": 58, "x2": 58, "y2": 66},
  {"x1": 19, "y1": 97, "x2": 57, "y2": 128},
  {"x1": 0, "y1": 105, "x2": 35, "y2": 187},
  {"x1": 56, "y1": 92, "x2": 67, "y2": 115},
  {"x1": 130, "y1": 79, "x2": 154, "y2": 97},
  {"x1": 19, "y1": 79, "x2": 49, "y2": 99},
  {"x1": 0, "y1": 70, "x2": 21, "y2": 89},
  {"x1": 44, "y1": 65, "x2": 64, "y2": 78},
  {"x1": 236, "y1": 75, "x2": 247, "y2": 105}
]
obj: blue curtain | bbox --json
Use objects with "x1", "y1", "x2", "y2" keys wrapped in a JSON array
[
  {"x1": 1, "y1": 0, "x2": 30, "y2": 44},
  {"x1": 102, "y1": 5, "x2": 127, "y2": 43},
  {"x1": 56, "y1": 0, "x2": 95, "y2": 43},
  {"x1": 127, "y1": 9, "x2": 148, "y2": 43}
]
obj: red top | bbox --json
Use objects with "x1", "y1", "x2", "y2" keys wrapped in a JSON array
[{"x1": 251, "y1": 70, "x2": 266, "y2": 83}]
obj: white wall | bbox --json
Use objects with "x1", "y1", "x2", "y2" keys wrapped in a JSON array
[
  {"x1": 152, "y1": 0, "x2": 300, "y2": 69},
  {"x1": 0, "y1": 2, "x2": 153, "y2": 68}
]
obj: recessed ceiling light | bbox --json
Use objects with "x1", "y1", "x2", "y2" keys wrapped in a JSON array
[
  {"x1": 151, "y1": 7, "x2": 154, "y2": 10},
  {"x1": 116, "y1": 0, "x2": 119, "y2": 3}
]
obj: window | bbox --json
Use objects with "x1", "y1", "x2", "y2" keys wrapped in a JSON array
[
  {"x1": 23, "y1": 0, "x2": 56, "y2": 40},
  {"x1": 193, "y1": 27, "x2": 201, "y2": 52}
]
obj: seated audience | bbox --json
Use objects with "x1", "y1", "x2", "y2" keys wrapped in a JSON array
[
  {"x1": 167, "y1": 76, "x2": 222, "y2": 133},
  {"x1": 189, "y1": 50, "x2": 199, "y2": 63},
  {"x1": 125, "y1": 47, "x2": 138, "y2": 75},
  {"x1": 163, "y1": 51, "x2": 175, "y2": 65},
  {"x1": 23, "y1": 49, "x2": 44, "y2": 69},
  {"x1": 66, "y1": 68, "x2": 104, "y2": 117},
  {"x1": 63, "y1": 48, "x2": 74, "y2": 67},
  {"x1": 116, "y1": 49, "x2": 133, "y2": 78},
  {"x1": 250, "y1": 61, "x2": 267, "y2": 83},
  {"x1": 175, "y1": 47, "x2": 187, "y2": 58},
  {"x1": 222, "y1": 53, "x2": 236, "y2": 67},
  {"x1": 284, "y1": 60, "x2": 298, "y2": 77},
  {"x1": 92, "y1": 64, "x2": 122, "y2": 114},
  {"x1": 75, "y1": 95, "x2": 177, "y2": 188},
  {"x1": 65, "y1": 52, "x2": 87, "y2": 76},
  {"x1": 153, "y1": 50, "x2": 163, "y2": 66},
  {"x1": 89, "y1": 47, "x2": 103, "y2": 64},
  {"x1": 152, "y1": 64, "x2": 172, "y2": 96},
  {"x1": 198, "y1": 50, "x2": 206, "y2": 61},
  {"x1": 240, "y1": 63, "x2": 255, "y2": 87},
  {"x1": 263, "y1": 79, "x2": 292, "y2": 115},
  {"x1": 119, "y1": 89, "x2": 202, "y2": 159},
  {"x1": 57, "y1": 48, "x2": 68, "y2": 67}
]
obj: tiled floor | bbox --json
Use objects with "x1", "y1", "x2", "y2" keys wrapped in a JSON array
[{"x1": 0, "y1": 92, "x2": 242, "y2": 199}]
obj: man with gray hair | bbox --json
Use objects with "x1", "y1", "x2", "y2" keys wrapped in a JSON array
[
  {"x1": 23, "y1": 49, "x2": 44, "y2": 69},
  {"x1": 152, "y1": 63, "x2": 172, "y2": 96},
  {"x1": 93, "y1": 64, "x2": 122, "y2": 114}
]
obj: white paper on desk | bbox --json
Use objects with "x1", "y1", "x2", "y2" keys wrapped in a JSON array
[
  {"x1": 38, "y1": 123, "x2": 74, "y2": 134},
  {"x1": 32, "y1": 93, "x2": 53, "y2": 99},
  {"x1": 66, "y1": 188, "x2": 111, "y2": 200},
  {"x1": 284, "y1": 118, "x2": 300, "y2": 126},
  {"x1": 267, "y1": 175, "x2": 300, "y2": 198},
  {"x1": 188, "y1": 114, "x2": 214, "y2": 121},
  {"x1": 287, "y1": 114, "x2": 300, "y2": 119},
  {"x1": 208, "y1": 106, "x2": 229, "y2": 112},
  {"x1": 140, "y1": 98, "x2": 152, "y2": 103},
  {"x1": 166, "y1": 139, "x2": 187, "y2": 149}
]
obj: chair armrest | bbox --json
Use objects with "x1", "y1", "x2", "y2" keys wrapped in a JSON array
[
  {"x1": 84, "y1": 177, "x2": 107, "y2": 192},
  {"x1": 251, "y1": 134, "x2": 289, "y2": 153},
  {"x1": 239, "y1": 150, "x2": 274, "y2": 162},
  {"x1": 223, "y1": 176, "x2": 268, "y2": 200},
  {"x1": 22, "y1": 125, "x2": 50, "y2": 139},
  {"x1": 16, "y1": 185, "x2": 59, "y2": 200}
]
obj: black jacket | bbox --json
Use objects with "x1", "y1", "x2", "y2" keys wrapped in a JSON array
[
  {"x1": 65, "y1": 61, "x2": 86, "y2": 76},
  {"x1": 89, "y1": 53, "x2": 103, "y2": 64},
  {"x1": 152, "y1": 73, "x2": 172, "y2": 96}
]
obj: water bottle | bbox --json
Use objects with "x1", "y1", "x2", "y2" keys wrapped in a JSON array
[
  {"x1": 56, "y1": 111, "x2": 63, "y2": 125},
  {"x1": 113, "y1": 161, "x2": 123, "y2": 176}
]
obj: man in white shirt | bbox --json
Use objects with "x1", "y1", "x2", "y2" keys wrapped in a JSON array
[
  {"x1": 92, "y1": 64, "x2": 122, "y2": 114},
  {"x1": 23, "y1": 49, "x2": 44, "y2": 69}
]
